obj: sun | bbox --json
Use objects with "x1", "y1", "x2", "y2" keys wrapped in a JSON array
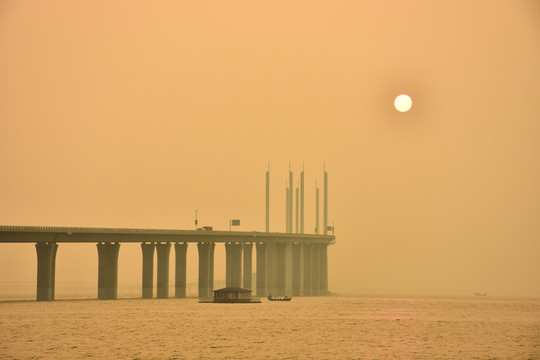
[{"x1": 394, "y1": 94, "x2": 412, "y2": 112}]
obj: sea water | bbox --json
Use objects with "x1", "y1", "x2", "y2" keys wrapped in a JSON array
[{"x1": 0, "y1": 296, "x2": 539, "y2": 359}]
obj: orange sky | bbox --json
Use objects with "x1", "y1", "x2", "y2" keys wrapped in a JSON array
[{"x1": 1, "y1": 0, "x2": 539, "y2": 297}]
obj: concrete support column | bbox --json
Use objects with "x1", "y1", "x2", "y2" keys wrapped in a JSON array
[
  {"x1": 141, "y1": 243, "x2": 155, "y2": 299},
  {"x1": 275, "y1": 243, "x2": 286, "y2": 296},
  {"x1": 226, "y1": 243, "x2": 231, "y2": 286},
  {"x1": 225, "y1": 243, "x2": 242, "y2": 288},
  {"x1": 321, "y1": 243, "x2": 328, "y2": 296},
  {"x1": 285, "y1": 243, "x2": 293, "y2": 296},
  {"x1": 97, "y1": 242, "x2": 120, "y2": 300},
  {"x1": 174, "y1": 243, "x2": 188, "y2": 298},
  {"x1": 209, "y1": 243, "x2": 215, "y2": 292},
  {"x1": 292, "y1": 243, "x2": 303, "y2": 296},
  {"x1": 243, "y1": 243, "x2": 253, "y2": 290},
  {"x1": 267, "y1": 243, "x2": 276, "y2": 295},
  {"x1": 197, "y1": 243, "x2": 212, "y2": 298},
  {"x1": 51, "y1": 244, "x2": 57, "y2": 300},
  {"x1": 303, "y1": 243, "x2": 312, "y2": 296},
  {"x1": 156, "y1": 243, "x2": 171, "y2": 299},
  {"x1": 311, "y1": 243, "x2": 321, "y2": 296},
  {"x1": 255, "y1": 243, "x2": 267, "y2": 297},
  {"x1": 35, "y1": 242, "x2": 58, "y2": 301}
]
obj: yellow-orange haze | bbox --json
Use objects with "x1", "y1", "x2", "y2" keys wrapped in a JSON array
[{"x1": 1, "y1": 0, "x2": 539, "y2": 297}]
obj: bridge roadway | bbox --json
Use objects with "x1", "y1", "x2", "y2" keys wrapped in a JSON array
[{"x1": 0, "y1": 226, "x2": 335, "y2": 301}]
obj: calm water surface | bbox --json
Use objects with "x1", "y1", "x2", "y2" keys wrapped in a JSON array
[{"x1": 1, "y1": 296, "x2": 539, "y2": 359}]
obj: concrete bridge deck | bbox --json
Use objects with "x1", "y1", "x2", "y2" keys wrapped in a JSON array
[{"x1": 0, "y1": 225, "x2": 335, "y2": 244}]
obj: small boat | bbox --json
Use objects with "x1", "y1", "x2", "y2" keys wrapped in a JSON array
[
  {"x1": 267, "y1": 294, "x2": 292, "y2": 301},
  {"x1": 474, "y1": 292, "x2": 487, "y2": 297}
]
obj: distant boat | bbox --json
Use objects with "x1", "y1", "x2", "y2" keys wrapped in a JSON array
[
  {"x1": 474, "y1": 292, "x2": 487, "y2": 297},
  {"x1": 267, "y1": 295, "x2": 292, "y2": 301}
]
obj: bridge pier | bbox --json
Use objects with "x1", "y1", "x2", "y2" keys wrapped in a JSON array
[
  {"x1": 209, "y1": 243, "x2": 215, "y2": 292},
  {"x1": 286, "y1": 243, "x2": 293, "y2": 295},
  {"x1": 266, "y1": 243, "x2": 276, "y2": 295},
  {"x1": 174, "y1": 243, "x2": 188, "y2": 298},
  {"x1": 255, "y1": 242, "x2": 267, "y2": 296},
  {"x1": 225, "y1": 242, "x2": 243, "y2": 288},
  {"x1": 321, "y1": 243, "x2": 328, "y2": 295},
  {"x1": 156, "y1": 243, "x2": 171, "y2": 299},
  {"x1": 97, "y1": 242, "x2": 120, "y2": 300},
  {"x1": 292, "y1": 243, "x2": 303, "y2": 296},
  {"x1": 275, "y1": 243, "x2": 286, "y2": 296},
  {"x1": 225, "y1": 244, "x2": 231, "y2": 287},
  {"x1": 311, "y1": 243, "x2": 321, "y2": 296},
  {"x1": 277, "y1": 243, "x2": 293, "y2": 296},
  {"x1": 303, "y1": 243, "x2": 312, "y2": 296},
  {"x1": 35, "y1": 242, "x2": 58, "y2": 301},
  {"x1": 141, "y1": 243, "x2": 155, "y2": 298},
  {"x1": 243, "y1": 243, "x2": 253, "y2": 290},
  {"x1": 197, "y1": 243, "x2": 214, "y2": 298}
]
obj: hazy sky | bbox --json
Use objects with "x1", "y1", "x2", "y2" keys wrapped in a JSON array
[{"x1": 1, "y1": 0, "x2": 539, "y2": 297}]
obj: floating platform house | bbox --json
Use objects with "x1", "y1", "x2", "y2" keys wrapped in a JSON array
[{"x1": 199, "y1": 287, "x2": 261, "y2": 303}]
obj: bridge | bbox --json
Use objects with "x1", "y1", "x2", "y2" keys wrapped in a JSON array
[
  {"x1": 1, "y1": 166, "x2": 335, "y2": 301},
  {"x1": 0, "y1": 225, "x2": 335, "y2": 301}
]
